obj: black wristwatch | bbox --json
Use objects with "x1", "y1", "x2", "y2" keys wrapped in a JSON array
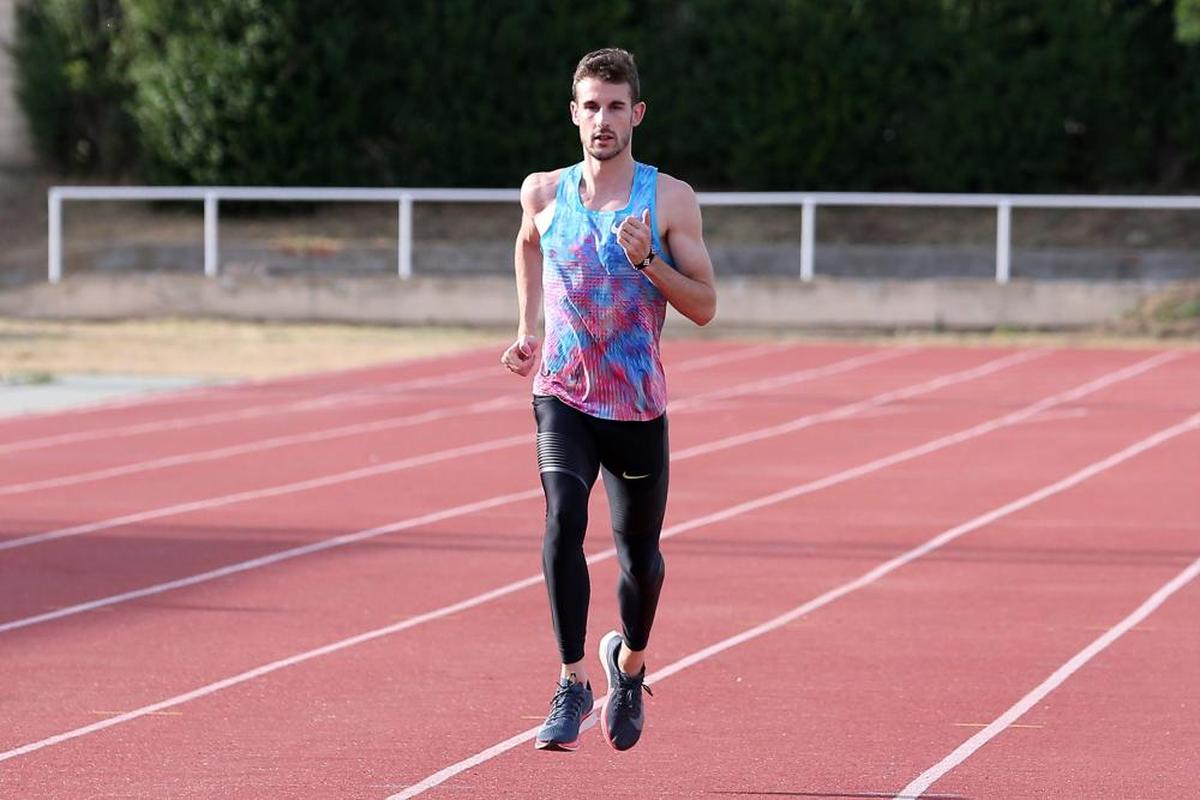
[{"x1": 635, "y1": 249, "x2": 656, "y2": 271}]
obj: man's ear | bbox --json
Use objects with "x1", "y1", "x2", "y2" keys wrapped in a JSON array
[
  {"x1": 632, "y1": 101, "x2": 646, "y2": 127},
  {"x1": 570, "y1": 100, "x2": 580, "y2": 126}
]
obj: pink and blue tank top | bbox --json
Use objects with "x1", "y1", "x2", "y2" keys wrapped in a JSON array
[{"x1": 533, "y1": 161, "x2": 675, "y2": 422}]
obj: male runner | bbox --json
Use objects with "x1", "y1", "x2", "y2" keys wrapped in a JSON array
[{"x1": 501, "y1": 47, "x2": 717, "y2": 752}]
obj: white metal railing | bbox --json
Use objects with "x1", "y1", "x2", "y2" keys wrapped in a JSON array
[{"x1": 46, "y1": 187, "x2": 1200, "y2": 284}]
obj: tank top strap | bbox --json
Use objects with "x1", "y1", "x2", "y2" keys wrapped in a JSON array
[
  {"x1": 631, "y1": 162, "x2": 656, "y2": 208},
  {"x1": 557, "y1": 162, "x2": 582, "y2": 206}
]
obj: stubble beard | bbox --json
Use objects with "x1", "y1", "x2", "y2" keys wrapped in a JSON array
[{"x1": 585, "y1": 130, "x2": 629, "y2": 161}]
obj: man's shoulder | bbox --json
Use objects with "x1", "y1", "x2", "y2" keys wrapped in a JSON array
[
  {"x1": 653, "y1": 171, "x2": 697, "y2": 204},
  {"x1": 520, "y1": 168, "x2": 568, "y2": 214},
  {"x1": 652, "y1": 170, "x2": 699, "y2": 215}
]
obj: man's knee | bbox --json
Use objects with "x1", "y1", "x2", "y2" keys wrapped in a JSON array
[
  {"x1": 543, "y1": 502, "x2": 588, "y2": 562},
  {"x1": 620, "y1": 547, "x2": 665, "y2": 585}
]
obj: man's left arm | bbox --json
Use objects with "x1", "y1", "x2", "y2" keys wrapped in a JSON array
[{"x1": 618, "y1": 177, "x2": 717, "y2": 326}]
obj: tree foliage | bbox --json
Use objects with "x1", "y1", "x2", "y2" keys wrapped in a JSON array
[
  {"x1": 12, "y1": 0, "x2": 1200, "y2": 190},
  {"x1": 11, "y1": 0, "x2": 133, "y2": 172}
]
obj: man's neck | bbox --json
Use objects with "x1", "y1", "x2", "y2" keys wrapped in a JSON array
[{"x1": 578, "y1": 152, "x2": 636, "y2": 210}]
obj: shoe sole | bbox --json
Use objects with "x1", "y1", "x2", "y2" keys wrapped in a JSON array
[
  {"x1": 534, "y1": 709, "x2": 595, "y2": 752},
  {"x1": 597, "y1": 630, "x2": 623, "y2": 750}
]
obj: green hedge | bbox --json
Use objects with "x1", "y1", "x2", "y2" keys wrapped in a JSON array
[{"x1": 12, "y1": 0, "x2": 1200, "y2": 190}]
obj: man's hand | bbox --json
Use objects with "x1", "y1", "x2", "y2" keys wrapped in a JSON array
[
  {"x1": 616, "y1": 208, "x2": 653, "y2": 267},
  {"x1": 501, "y1": 334, "x2": 541, "y2": 376}
]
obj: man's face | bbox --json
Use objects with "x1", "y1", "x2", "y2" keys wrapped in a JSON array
[{"x1": 571, "y1": 77, "x2": 645, "y2": 161}]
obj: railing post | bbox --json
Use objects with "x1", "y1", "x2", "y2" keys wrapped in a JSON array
[
  {"x1": 48, "y1": 189, "x2": 63, "y2": 283},
  {"x1": 995, "y1": 200, "x2": 1011, "y2": 284},
  {"x1": 800, "y1": 198, "x2": 816, "y2": 282},
  {"x1": 204, "y1": 192, "x2": 220, "y2": 278},
  {"x1": 398, "y1": 193, "x2": 413, "y2": 279}
]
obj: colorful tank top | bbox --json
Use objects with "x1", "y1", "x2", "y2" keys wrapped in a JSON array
[{"x1": 533, "y1": 161, "x2": 675, "y2": 421}]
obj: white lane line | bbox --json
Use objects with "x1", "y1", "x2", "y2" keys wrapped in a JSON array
[
  {"x1": 896, "y1": 548, "x2": 1200, "y2": 800},
  {"x1": 672, "y1": 349, "x2": 1048, "y2": 460},
  {"x1": 0, "y1": 344, "x2": 502, "y2": 427},
  {"x1": 0, "y1": 353, "x2": 1176, "y2": 762},
  {"x1": 0, "y1": 396, "x2": 521, "y2": 497},
  {"x1": 0, "y1": 434, "x2": 531, "y2": 553},
  {"x1": 0, "y1": 348, "x2": 911, "y2": 552},
  {"x1": 0, "y1": 349, "x2": 1023, "y2": 629},
  {"x1": 670, "y1": 347, "x2": 915, "y2": 411},
  {"x1": 665, "y1": 341, "x2": 792, "y2": 372},
  {"x1": 0, "y1": 348, "x2": 896, "y2": 497},
  {"x1": 0, "y1": 365, "x2": 499, "y2": 457},
  {"x1": 672, "y1": 350, "x2": 1180, "y2": 483},
  {"x1": 387, "y1": 409, "x2": 1200, "y2": 800},
  {"x1": 0, "y1": 488, "x2": 545, "y2": 635},
  {"x1": 0, "y1": 342, "x2": 782, "y2": 457}
]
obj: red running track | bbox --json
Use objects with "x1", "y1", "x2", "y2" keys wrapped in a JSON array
[{"x1": 0, "y1": 340, "x2": 1196, "y2": 799}]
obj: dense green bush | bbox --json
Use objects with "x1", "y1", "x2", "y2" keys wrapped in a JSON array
[{"x1": 12, "y1": 0, "x2": 1200, "y2": 190}]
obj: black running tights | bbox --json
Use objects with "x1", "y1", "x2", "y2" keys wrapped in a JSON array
[{"x1": 533, "y1": 396, "x2": 668, "y2": 665}]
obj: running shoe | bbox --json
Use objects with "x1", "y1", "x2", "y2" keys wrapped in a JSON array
[
  {"x1": 534, "y1": 677, "x2": 594, "y2": 751},
  {"x1": 599, "y1": 630, "x2": 653, "y2": 751}
]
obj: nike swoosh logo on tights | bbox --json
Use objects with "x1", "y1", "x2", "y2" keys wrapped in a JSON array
[{"x1": 622, "y1": 472, "x2": 650, "y2": 480}]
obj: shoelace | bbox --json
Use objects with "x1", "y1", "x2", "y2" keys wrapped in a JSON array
[
  {"x1": 546, "y1": 682, "x2": 585, "y2": 723},
  {"x1": 613, "y1": 674, "x2": 653, "y2": 712}
]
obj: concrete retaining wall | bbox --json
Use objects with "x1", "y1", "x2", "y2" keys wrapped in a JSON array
[{"x1": 1, "y1": 272, "x2": 1155, "y2": 331}]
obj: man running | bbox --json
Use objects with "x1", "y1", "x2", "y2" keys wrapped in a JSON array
[{"x1": 501, "y1": 47, "x2": 717, "y2": 753}]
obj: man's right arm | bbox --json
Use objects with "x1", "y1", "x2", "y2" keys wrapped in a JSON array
[{"x1": 501, "y1": 172, "x2": 557, "y2": 376}]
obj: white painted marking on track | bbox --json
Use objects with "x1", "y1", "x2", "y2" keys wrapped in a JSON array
[
  {"x1": 666, "y1": 341, "x2": 792, "y2": 372},
  {"x1": 0, "y1": 365, "x2": 499, "y2": 456},
  {"x1": 0, "y1": 349, "x2": 1149, "y2": 633},
  {"x1": 0, "y1": 395, "x2": 523, "y2": 497},
  {"x1": 671, "y1": 348, "x2": 1051, "y2": 461},
  {"x1": 0, "y1": 347, "x2": 909, "y2": 549},
  {"x1": 896, "y1": 541, "x2": 1200, "y2": 799},
  {"x1": 0, "y1": 348, "x2": 967, "y2": 629},
  {"x1": 0, "y1": 343, "x2": 793, "y2": 494},
  {"x1": 0, "y1": 344, "x2": 502, "y2": 428},
  {"x1": 0, "y1": 487, "x2": 542, "y2": 634},
  {"x1": 0, "y1": 354, "x2": 1184, "y2": 766},
  {"x1": 0, "y1": 434, "x2": 531, "y2": 552},
  {"x1": 385, "y1": 409, "x2": 1200, "y2": 800},
  {"x1": 0, "y1": 341, "x2": 776, "y2": 456},
  {"x1": 670, "y1": 347, "x2": 915, "y2": 411}
]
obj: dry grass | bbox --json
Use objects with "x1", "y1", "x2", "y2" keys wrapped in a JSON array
[
  {"x1": 1110, "y1": 281, "x2": 1200, "y2": 339},
  {"x1": 0, "y1": 318, "x2": 503, "y2": 379},
  {"x1": 2, "y1": 314, "x2": 1195, "y2": 385}
]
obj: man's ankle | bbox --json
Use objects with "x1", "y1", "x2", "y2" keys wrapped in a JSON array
[
  {"x1": 617, "y1": 643, "x2": 645, "y2": 677},
  {"x1": 561, "y1": 663, "x2": 589, "y2": 686}
]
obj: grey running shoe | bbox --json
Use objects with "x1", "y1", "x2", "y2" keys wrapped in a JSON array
[
  {"x1": 534, "y1": 677, "x2": 594, "y2": 751},
  {"x1": 599, "y1": 630, "x2": 653, "y2": 751}
]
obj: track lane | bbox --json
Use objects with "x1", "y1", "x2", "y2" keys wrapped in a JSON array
[
  {"x1": 0, "y1": 347, "x2": 1185, "y2": 796},
  {"x1": 377, "y1": 404, "x2": 1198, "y2": 799}
]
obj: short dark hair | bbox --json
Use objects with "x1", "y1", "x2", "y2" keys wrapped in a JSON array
[{"x1": 572, "y1": 48, "x2": 640, "y2": 103}]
